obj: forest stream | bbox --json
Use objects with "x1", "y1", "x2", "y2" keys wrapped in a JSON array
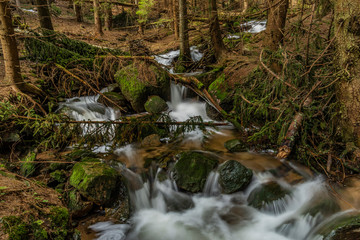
[{"x1": 58, "y1": 47, "x2": 360, "y2": 240}]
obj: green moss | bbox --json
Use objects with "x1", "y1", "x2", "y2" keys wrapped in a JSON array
[
  {"x1": 144, "y1": 96, "x2": 168, "y2": 114},
  {"x1": 208, "y1": 74, "x2": 228, "y2": 101},
  {"x1": 69, "y1": 161, "x2": 120, "y2": 205},
  {"x1": 65, "y1": 149, "x2": 97, "y2": 161},
  {"x1": 50, "y1": 170, "x2": 67, "y2": 183},
  {"x1": 1, "y1": 216, "x2": 30, "y2": 240},
  {"x1": 173, "y1": 151, "x2": 219, "y2": 193},
  {"x1": 115, "y1": 63, "x2": 170, "y2": 112},
  {"x1": 20, "y1": 152, "x2": 37, "y2": 177},
  {"x1": 218, "y1": 160, "x2": 253, "y2": 193},
  {"x1": 50, "y1": 207, "x2": 69, "y2": 228}
]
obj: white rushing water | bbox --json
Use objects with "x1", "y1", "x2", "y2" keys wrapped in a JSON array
[
  {"x1": 227, "y1": 20, "x2": 267, "y2": 39},
  {"x1": 90, "y1": 166, "x2": 341, "y2": 240}
]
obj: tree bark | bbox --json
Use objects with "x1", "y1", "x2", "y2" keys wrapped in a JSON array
[
  {"x1": 179, "y1": 0, "x2": 190, "y2": 62},
  {"x1": 209, "y1": 0, "x2": 224, "y2": 61},
  {"x1": 265, "y1": 0, "x2": 289, "y2": 51},
  {"x1": 104, "y1": 2, "x2": 112, "y2": 31},
  {"x1": 35, "y1": 0, "x2": 54, "y2": 30},
  {"x1": 334, "y1": 0, "x2": 360, "y2": 147},
  {"x1": 74, "y1": 1, "x2": 83, "y2": 22},
  {"x1": 93, "y1": 0, "x2": 103, "y2": 35},
  {"x1": 0, "y1": 0, "x2": 44, "y2": 97},
  {"x1": 172, "y1": 0, "x2": 179, "y2": 39}
]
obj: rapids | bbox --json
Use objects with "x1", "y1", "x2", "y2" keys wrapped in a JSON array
[{"x1": 59, "y1": 47, "x2": 357, "y2": 240}]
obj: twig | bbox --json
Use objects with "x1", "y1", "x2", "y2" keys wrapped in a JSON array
[
  {"x1": 259, "y1": 49, "x2": 298, "y2": 90},
  {"x1": 55, "y1": 64, "x2": 127, "y2": 112}
]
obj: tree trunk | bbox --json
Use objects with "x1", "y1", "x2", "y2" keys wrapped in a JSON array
[
  {"x1": 93, "y1": 0, "x2": 103, "y2": 35},
  {"x1": 209, "y1": 0, "x2": 224, "y2": 61},
  {"x1": 172, "y1": 0, "x2": 179, "y2": 39},
  {"x1": 265, "y1": 0, "x2": 289, "y2": 51},
  {"x1": 74, "y1": 1, "x2": 83, "y2": 22},
  {"x1": 179, "y1": 0, "x2": 190, "y2": 62},
  {"x1": 242, "y1": 0, "x2": 248, "y2": 13},
  {"x1": 36, "y1": 0, "x2": 54, "y2": 30},
  {"x1": 0, "y1": 1, "x2": 44, "y2": 96},
  {"x1": 104, "y1": 3, "x2": 112, "y2": 30},
  {"x1": 334, "y1": 0, "x2": 360, "y2": 147}
]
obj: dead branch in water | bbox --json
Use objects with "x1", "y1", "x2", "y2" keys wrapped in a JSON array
[{"x1": 12, "y1": 115, "x2": 229, "y2": 126}]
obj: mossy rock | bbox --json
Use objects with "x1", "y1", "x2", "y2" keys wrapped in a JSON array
[
  {"x1": 247, "y1": 181, "x2": 289, "y2": 210},
  {"x1": 20, "y1": 152, "x2": 37, "y2": 177},
  {"x1": 49, "y1": 206, "x2": 70, "y2": 239},
  {"x1": 218, "y1": 160, "x2": 253, "y2": 194},
  {"x1": 208, "y1": 73, "x2": 234, "y2": 112},
  {"x1": 67, "y1": 189, "x2": 93, "y2": 218},
  {"x1": 224, "y1": 139, "x2": 248, "y2": 152},
  {"x1": 115, "y1": 62, "x2": 170, "y2": 112},
  {"x1": 69, "y1": 160, "x2": 122, "y2": 205},
  {"x1": 50, "y1": 170, "x2": 67, "y2": 183},
  {"x1": 315, "y1": 214, "x2": 360, "y2": 240},
  {"x1": 49, "y1": 162, "x2": 69, "y2": 171},
  {"x1": 141, "y1": 134, "x2": 162, "y2": 147},
  {"x1": 172, "y1": 151, "x2": 219, "y2": 193},
  {"x1": 144, "y1": 95, "x2": 168, "y2": 114}
]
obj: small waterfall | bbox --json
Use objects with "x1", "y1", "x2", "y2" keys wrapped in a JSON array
[{"x1": 91, "y1": 165, "x2": 342, "y2": 240}]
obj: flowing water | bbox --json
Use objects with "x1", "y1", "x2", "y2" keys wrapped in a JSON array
[{"x1": 60, "y1": 48, "x2": 359, "y2": 240}]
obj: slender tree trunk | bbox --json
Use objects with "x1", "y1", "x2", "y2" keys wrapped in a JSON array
[
  {"x1": 0, "y1": 0, "x2": 44, "y2": 96},
  {"x1": 172, "y1": 0, "x2": 179, "y2": 39},
  {"x1": 74, "y1": 1, "x2": 83, "y2": 22},
  {"x1": 265, "y1": 0, "x2": 289, "y2": 51},
  {"x1": 93, "y1": 0, "x2": 103, "y2": 35},
  {"x1": 104, "y1": 3, "x2": 112, "y2": 30},
  {"x1": 242, "y1": 0, "x2": 248, "y2": 13},
  {"x1": 36, "y1": 0, "x2": 54, "y2": 30},
  {"x1": 15, "y1": 0, "x2": 21, "y2": 7},
  {"x1": 334, "y1": 0, "x2": 360, "y2": 147},
  {"x1": 179, "y1": 0, "x2": 190, "y2": 62},
  {"x1": 209, "y1": 0, "x2": 224, "y2": 60}
]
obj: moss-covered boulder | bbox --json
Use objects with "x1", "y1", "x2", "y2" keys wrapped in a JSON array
[
  {"x1": 115, "y1": 62, "x2": 170, "y2": 112},
  {"x1": 173, "y1": 151, "x2": 219, "y2": 193},
  {"x1": 144, "y1": 95, "x2": 168, "y2": 114},
  {"x1": 208, "y1": 73, "x2": 234, "y2": 112},
  {"x1": 65, "y1": 149, "x2": 97, "y2": 162},
  {"x1": 141, "y1": 134, "x2": 162, "y2": 147},
  {"x1": 20, "y1": 152, "x2": 37, "y2": 177},
  {"x1": 218, "y1": 160, "x2": 253, "y2": 194},
  {"x1": 67, "y1": 190, "x2": 93, "y2": 218},
  {"x1": 224, "y1": 139, "x2": 248, "y2": 152},
  {"x1": 247, "y1": 181, "x2": 289, "y2": 210},
  {"x1": 69, "y1": 159, "x2": 122, "y2": 205}
]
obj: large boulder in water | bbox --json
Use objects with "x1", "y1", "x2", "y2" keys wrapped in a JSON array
[
  {"x1": 144, "y1": 95, "x2": 168, "y2": 114},
  {"x1": 247, "y1": 181, "x2": 289, "y2": 210},
  {"x1": 69, "y1": 159, "x2": 122, "y2": 206},
  {"x1": 173, "y1": 151, "x2": 219, "y2": 193},
  {"x1": 224, "y1": 139, "x2": 248, "y2": 152},
  {"x1": 115, "y1": 62, "x2": 170, "y2": 112},
  {"x1": 218, "y1": 160, "x2": 253, "y2": 194}
]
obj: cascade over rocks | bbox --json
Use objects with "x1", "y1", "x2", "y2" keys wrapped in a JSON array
[
  {"x1": 218, "y1": 160, "x2": 253, "y2": 194},
  {"x1": 69, "y1": 158, "x2": 123, "y2": 206},
  {"x1": 247, "y1": 181, "x2": 289, "y2": 209},
  {"x1": 115, "y1": 62, "x2": 170, "y2": 112},
  {"x1": 172, "y1": 151, "x2": 219, "y2": 193}
]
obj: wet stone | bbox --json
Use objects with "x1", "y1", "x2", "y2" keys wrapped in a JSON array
[
  {"x1": 224, "y1": 139, "x2": 248, "y2": 152},
  {"x1": 218, "y1": 160, "x2": 253, "y2": 194}
]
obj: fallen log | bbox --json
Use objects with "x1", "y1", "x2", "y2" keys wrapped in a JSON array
[
  {"x1": 12, "y1": 115, "x2": 230, "y2": 126},
  {"x1": 276, "y1": 97, "x2": 312, "y2": 159}
]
